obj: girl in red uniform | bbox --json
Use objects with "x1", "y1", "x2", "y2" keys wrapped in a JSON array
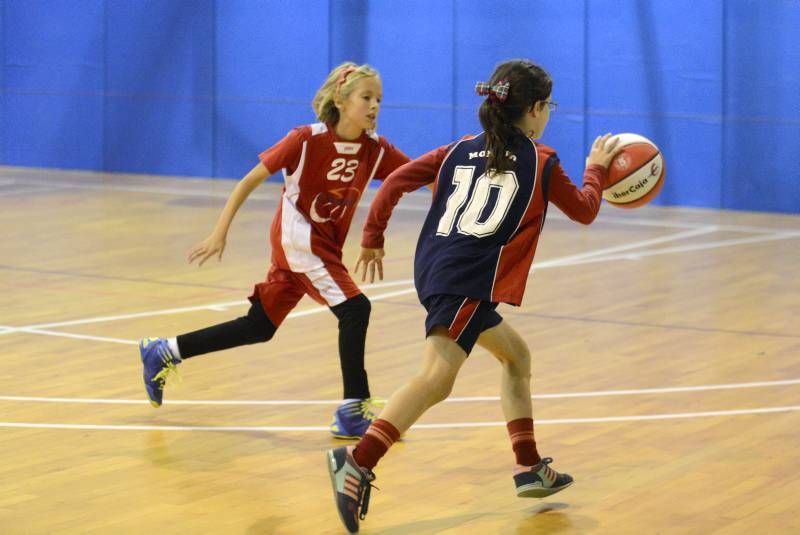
[
  {"x1": 327, "y1": 59, "x2": 621, "y2": 532},
  {"x1": 139, "y1": 62, "x2": 409, "y2": 438}
]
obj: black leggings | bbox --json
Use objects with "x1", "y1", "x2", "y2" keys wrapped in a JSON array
[
  {"x1": 176, "y1": 294, "x2": 372, "y2": 399},
  {"x1": 331, "y1": 293, "x2": 371, "y2": 399},
  {"x1": 177, "y1": 298, "x2": 277, "y2": 358}
]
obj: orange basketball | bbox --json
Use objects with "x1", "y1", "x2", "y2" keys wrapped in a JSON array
[{"x1": 603, "y1": 133, "x2": 666, "y2": 209}]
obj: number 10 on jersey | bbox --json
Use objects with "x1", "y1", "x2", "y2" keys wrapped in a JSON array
[{"x1": 436, "y1": 166, "x2": 519, "y2": 238}]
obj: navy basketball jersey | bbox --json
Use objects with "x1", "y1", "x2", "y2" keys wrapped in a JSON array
[{"x1": 414, "y1": 132, "x2": 555, "y2": 306}]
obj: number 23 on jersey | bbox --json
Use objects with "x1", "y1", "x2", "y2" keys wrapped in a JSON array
[{"x1": 327, "y1": 158, "x2": 359, "y2": 182}]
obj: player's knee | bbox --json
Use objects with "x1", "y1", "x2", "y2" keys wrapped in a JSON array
[
  {"x1": 244, "y1": 301, "x2": 277, "y2": 343},
  {"x1": 421, "y1": 371, "x2": 456, "y2": 404},
  {"x1": 332, "y1": 293, "x2": 371, "y2": 324},
  {"x1": 507, "y1": 347, "x2": 531, "y2": 376},
  {"x1": 430, "y1": 380, "x2": 455, "y2": 404},
  {"x1": 495, "y1": 335, "x2": 531, "y2": 376}
]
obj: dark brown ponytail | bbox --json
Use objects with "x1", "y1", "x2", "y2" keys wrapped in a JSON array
[{"x1": 477, "y1": 60, "x2": 552, "y2": 172}]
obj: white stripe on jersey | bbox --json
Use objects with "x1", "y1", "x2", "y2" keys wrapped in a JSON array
[
  {"x1": 367, "y1": 147, "x2": 385, "y2": 181},
  {"x1": 280, "y1": 140, "x2": 324, "y2": 273},
  {"x1": 311, "y1": 123, "x2": 328, "y2": 135},
  {"x1": 305, "y1": 265, "x2": 347, "y2": 306},
  {"x1": 333, "y1": 142, "x2": 362, "y2": 155}
]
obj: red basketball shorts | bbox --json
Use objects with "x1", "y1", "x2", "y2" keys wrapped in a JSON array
[
  {"x1": 249, "y1": 263, "x2": 361, "y2": 327},
  {"x1": 421, "y1": 294, "x2": 503, "y2": 354}
]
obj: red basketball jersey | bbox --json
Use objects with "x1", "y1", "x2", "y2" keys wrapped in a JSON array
[{"x1": 260, "y1": 123, "x2": 409, "y2": 273}]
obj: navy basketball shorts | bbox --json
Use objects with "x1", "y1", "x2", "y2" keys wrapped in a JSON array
[{"x1": 421, "y1": 294, "x2": 503, "y2": 355}]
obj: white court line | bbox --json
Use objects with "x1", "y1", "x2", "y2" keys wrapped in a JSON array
[
  {"x1": 1, "y1": 404, "x2": 799, "y2": 431},
  {"x1": 557, "y1": 232, "x2": 800, "y2": 267},
  {"x1": 531, "y1": 226, "x2": 718, "y2": 271},
  {"x1": 10, "y1": 178, "x2": 431, "y2": 212},
  {"x1": 11, "y1": 174, "x2": 800, "y2": 234},
  {"x1": 291, "y1": 229, "x2": 797, "y2": 309},
  {"x1": 6, "y1": 328, "x2": 138, "y2": 346},
  {"x1": 1, "y1": 377, "x2": 798, "y2": 406},
  {"x1": 0, "y1": 279, "x2": 418, "y2": 335},
  {"x1": 2, "y1": 224, "x2": 797, "y2": 342},
  {"x1": 16, "y1": 175, "x2": 800, "y2": 233},
  {"x1": 0, "y1": 227, "x2": 793, "y2": 343},
  {"x1": 0, "y1": 286, "x2": 421, "y2": 345},
  {"x1": 0, "y1": 184, "x2": 71, "y2": 198},
  {"x1": 2, "y1": 300, "x2": 247, "y2": 331},
  {"x1": 4, "y1": 177, "x2": 797, "y2": 432},
  {"x1": 455, "y1": 377, "x2": 800, "y2": 400},
  {"x1": 418, "y1": 405, "x2": 800, "y2": 426},
  {"x1": 591, "y1": 213, "x2": 799, "y2": 234},
  {"x1": 0, "y1": 230, "x2": 719, "y2": 335}
]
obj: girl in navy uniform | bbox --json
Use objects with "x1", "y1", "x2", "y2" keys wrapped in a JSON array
[
  {"x1": 327, "y1": 59, "x2": 621, "y2": 532},
  {"x1": 138, "y1": 62, "x2": 409, "y2": 439}
]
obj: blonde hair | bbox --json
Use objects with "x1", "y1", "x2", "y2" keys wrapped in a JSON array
[{"x1": 313, "y1": 62, "x2": 380, "y2": 124}]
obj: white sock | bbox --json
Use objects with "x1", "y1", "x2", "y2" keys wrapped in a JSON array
[{"x1": 167, "y1": 338, "x2": 182, "y2": 359}]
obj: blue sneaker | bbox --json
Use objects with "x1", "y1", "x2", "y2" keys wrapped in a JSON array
[
  {"x1": 139, "y1": 337, "x2": 181, "y2": 407},
  {"x1": 327, "y1": 445, "x2": 376, "y2": 533},
  {"x1": 330, "y1": 398, "x2": 384, "y2": 439},
  {"x1": 513, "y1": 457, "x2": 573, "y2": 498}
]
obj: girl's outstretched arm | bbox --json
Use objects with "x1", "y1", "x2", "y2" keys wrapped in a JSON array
[
  {"x1": 188, "y1": 163, "x2": 271, "y2": 266},
  {"x1": 362, "y1": 145, "x2": 449, "y2": 248}
]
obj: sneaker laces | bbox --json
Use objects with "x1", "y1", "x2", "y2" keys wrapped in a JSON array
[
  {"x1": 359, "y1": 398, "x2": 386, "y2": 422},
  {"x1": 151, "y1": 346, "x2": 181, "y2": 390},
  {"x1": 537, "y1": 457, "x2": 557, "y2": 485},
  {"x1": 357, "y1": 469, "x2": 378, "y2": 520}
]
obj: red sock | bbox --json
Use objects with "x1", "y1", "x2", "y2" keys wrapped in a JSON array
[
  {"x1": 353, "y1": 419, "x2": 401, "y2": 470},
  {"x1": 507, "y1": 418, "x2": 542, "y2": 466}
]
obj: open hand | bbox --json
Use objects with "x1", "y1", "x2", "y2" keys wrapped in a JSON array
[
  {"x1": 187, "y1": 233, "x2": 227, "y2": 266},
  {"x1": 354, "y1": 247, "x2": 385, "y2": 283}
]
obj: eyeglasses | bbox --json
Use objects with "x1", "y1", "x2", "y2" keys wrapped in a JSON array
[{"x1": 544, "y1": 100, "x2": 558, "y2": 112}]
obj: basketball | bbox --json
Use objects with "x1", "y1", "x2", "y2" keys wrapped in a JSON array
[{"x1": 602, "y1": 133, "x2": 666, "y2": 209}]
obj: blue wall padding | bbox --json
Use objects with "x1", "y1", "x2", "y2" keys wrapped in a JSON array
[
  {"x1": 214, "y1": 0, "x2": 329, "y2": 177},
  {"x1": 104, "y1": 0, "x2": 215, "y2": 176},
  {"x1": 4, "y1": 0, "x2": 105, "y2": 169},
  {"x1": 0, "y1": 0, "x2": 3, "y2": 161},
  {"x1": 364, "y1": 0, "x2": 455, "y2": 158},
  {"x1": 722, "y1": 1, "x2": 800, "y2": 213},
  {"x1": 585, "y1": 0, "x2": 725, "y2": 209},
  {"x1": 451, "y1": 0, "x2": 587, "y2": 182},
  {"x1": 329, "y1": 0, "x2": 367, "y2": 66},
  {"x1": 1, "y1": 0, "x2": 798, "y2": 213}
]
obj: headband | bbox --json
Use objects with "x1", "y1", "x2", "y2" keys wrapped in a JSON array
[{"x1": 336, "y1": 66, "x2": 358, "y2": 93}]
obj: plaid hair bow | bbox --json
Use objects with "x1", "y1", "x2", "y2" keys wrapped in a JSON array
[{"x1": 475, "y1": 79, "x2": 510, "y2": 102}]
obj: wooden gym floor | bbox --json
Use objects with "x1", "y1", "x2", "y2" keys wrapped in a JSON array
[{"x1": 1, "y1": 166, "x2": 798, "y2": 534}]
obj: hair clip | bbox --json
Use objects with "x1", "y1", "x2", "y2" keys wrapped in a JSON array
[{"x1": 475, "y1": 79, "x2": 510, "y2": 103}]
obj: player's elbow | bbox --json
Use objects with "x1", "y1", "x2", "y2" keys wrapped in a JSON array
[{"x1": 572, "y1": 209, "x2": 599, "y2": 225}]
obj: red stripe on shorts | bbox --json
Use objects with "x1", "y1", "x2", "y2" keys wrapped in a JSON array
[{"x1": 447, "y1": 298, "x2": 480, "y2": 341}]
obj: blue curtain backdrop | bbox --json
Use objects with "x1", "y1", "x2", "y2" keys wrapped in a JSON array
[{"x1": 1, "y1": 0, "x2": 798, "y2": 213}]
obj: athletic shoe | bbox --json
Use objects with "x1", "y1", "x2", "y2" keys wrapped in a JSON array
[
  {"x1": 330, "y1": 398, "x2": 384, "y2": 439},
  {"x1": 513, "y1": 457, "x2": 573, "y2": 498},
  {"x1": 139, "y1": 337, "x2": 181, "y2": 407},
  {"x1": 327, "y1": 445, "x2": 376, "y2": 533}
]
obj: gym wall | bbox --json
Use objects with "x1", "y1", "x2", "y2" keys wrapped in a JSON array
[{"x1": 2, "y1": 0, "x2": 798, "y2": 213}]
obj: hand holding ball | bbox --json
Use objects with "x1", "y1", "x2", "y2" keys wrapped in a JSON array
[{"x1": 600, "y1": 133, "x2": 665, "y2": 209}]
